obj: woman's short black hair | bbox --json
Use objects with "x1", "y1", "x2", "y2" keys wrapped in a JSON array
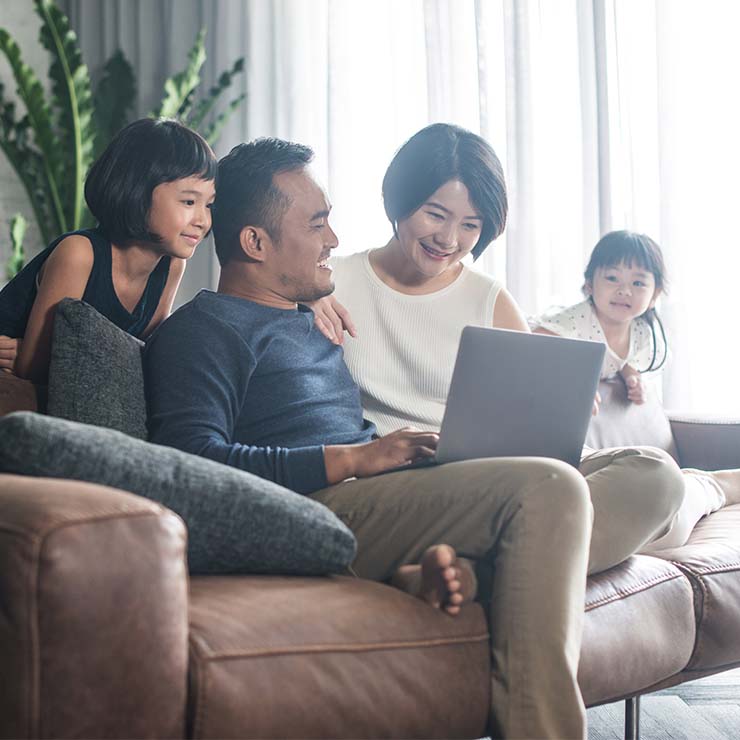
[
  {"x1": 584, "y1": 230, "x2": 667, "y2": 294},
  {"x1": 382, "y1": 123, "x2": 507, "y2": 260},
  {"x1": 212, "y1": 138, "x2": 314, "y2": 266},
  {"x1": 85, "y1": 118, "x2": 217, "y2": 245}
]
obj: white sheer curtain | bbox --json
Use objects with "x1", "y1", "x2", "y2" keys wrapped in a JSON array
[
  {"x1": 64, "y1": 0, "x2": 739, "y2": 413},
  {"x1": 595, "y1": 1, "x2": 740, "y2": 413},
  {"x1": 239, "y1": 0, "x2": 601, "y2": 311}
]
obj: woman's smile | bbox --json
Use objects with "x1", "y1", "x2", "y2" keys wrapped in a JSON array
[{"x1": 420, "y1": 241, "x2": 456, "y2": 260}]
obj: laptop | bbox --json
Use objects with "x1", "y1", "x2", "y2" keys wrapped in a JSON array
[{"x1": 385, "y1": 326, "x2": 605, "y2": 472}]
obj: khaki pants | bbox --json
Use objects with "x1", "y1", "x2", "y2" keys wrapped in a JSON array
[
  {"x1": 580, "y1": 446, "x2": 686, "y2": 574},
  {"x1": 311, "y1": 446, "x2": 683, "y2": 740}
]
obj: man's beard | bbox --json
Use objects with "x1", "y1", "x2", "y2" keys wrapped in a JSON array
[{"x1": 279, "y1": 273, "x2": 335, "y2": 303}]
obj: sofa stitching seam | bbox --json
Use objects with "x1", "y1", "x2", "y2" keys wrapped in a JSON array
[
  {"x1": 192, "y1": 646, "x2": 208, "y2": 740},
  {"x1": 665, "y1": 562, "x2": 708, "y2": 669},
  {"x1": 29, "y1": 534, "x2": 41, "y2": 738},
  {"x1": 671, "y1": 560, "x2": 740, "y2": 575},
  {"x1": 585, "y1": 572, "x2": 683, "y2": 610},
  {"x1": 38, "y1": 509, "x2": 166, "y2": 541},
  {"x1": 197, "y1": 632, "x2": 491, "y2": 662},
  {"x1": 669, "y1": 418, "x2": 740, "y2": 425}
]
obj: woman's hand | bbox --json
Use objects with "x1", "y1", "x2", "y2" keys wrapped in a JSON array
[
  {"x1": 620, "y1": 365, "x2": 647, "y2": 404},
  {"x1": 0, "y1": 336, "x2": 20, "y2": 373},
  {"x1": 307, "y1": 295, "x2": 357, "y2": 345},
  {"x1": 324, "y1": 427, "x2": 439, "y2": 483}
]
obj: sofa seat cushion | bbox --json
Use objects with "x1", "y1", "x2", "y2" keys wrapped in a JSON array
[
  {"x1": 650, "y1": 504, "x2": 740, "y2": 672},
  {"x1": 579, "y1": 555, "x2": 695, "y2": 706},
  {"x1": 187, "y1": 575, "x2": 490, "y2": 739}
]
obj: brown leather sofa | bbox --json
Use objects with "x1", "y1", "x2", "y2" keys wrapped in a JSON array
[{"x1": 1, "y1": 372, "x2": 739, "y2": 739}]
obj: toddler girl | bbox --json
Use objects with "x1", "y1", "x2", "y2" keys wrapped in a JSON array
[
  {"x1": 533, "y1": 229, "x2": 740, "y2": 548},
  {"x1": 0, "y1": 118, "x2": 217, "y2": 382},
  {"x1": 534, "y1": 230, "x2": 666, "y2": 404}
]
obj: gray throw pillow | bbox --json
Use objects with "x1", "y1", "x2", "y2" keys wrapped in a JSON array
[
  {"x1": 48, "y1": 298, "x2": 147, "y2": 439},
  {"x1": 0, "y1": 412, "x2": 357, "y2": 575}
]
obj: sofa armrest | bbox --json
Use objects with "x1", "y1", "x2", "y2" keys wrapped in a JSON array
[
  {"x1": 0, "y1": 372, "x2": 44, "y2": 416},
  {"x1": 0, "y1": 474, "x2": 188, "y2": 739},
  {"x1": 668, "y1": 413, "x2": 740, "y2": 470}
]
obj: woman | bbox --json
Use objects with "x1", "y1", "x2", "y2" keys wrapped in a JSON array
[{"x1": 313, "y1": 122, "x2": 721, "y2": 574}]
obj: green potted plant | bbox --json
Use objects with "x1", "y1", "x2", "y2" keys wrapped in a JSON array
[{"x1": 0, "y1": 0, "x2": 245, "y2": 250}]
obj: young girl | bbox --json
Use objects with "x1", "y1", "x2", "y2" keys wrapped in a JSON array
[
  {"x1": 532, "y1": 229, "x2": 740, "y2": 540},
  {"x1": 0, "y1": 118, "x2": 217, "y2": 383},
  {"x1": 533, "y1": 230, "x2": 667, "y2": 405}
]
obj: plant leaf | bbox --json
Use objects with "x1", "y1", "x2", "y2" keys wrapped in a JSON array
[
  {"x1": 6, "y1": 212, "x2": 27, "y2": 280},
  {"x1": 188, "y1": 56, "x2": 245, "y2": 130},
  {"x1": 202, "y1": 93, "x2": 246, "y2": 146},
  {"x1": 10, "y1": 212, "x2": 27, "y2": 250},
  {"x1": 92, "y1": 49, "x2": 136, "y2": 158},
  {"x1": 0, "y1": 27, "x2": 66, "y2": 236},
  {"x1": 0, "y1": 77, "x2": 62, "y2": 245},
  {"x1": 35, "y1": 0, "x2": 96, "y2": 230},
  {"x1": 0, "y1": 119, "x2": 56, "y2": 247},
  {"x1": 153, "y1": 28, "x2": 206, "y2": 120}
]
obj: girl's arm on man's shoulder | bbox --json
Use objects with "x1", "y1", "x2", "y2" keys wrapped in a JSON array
[
  {"x1": 15, "y1": 235, "x2": 94, "y2": 383},
  {"x1": 492, "y1": 288, "x2": 530, "y2": 332},
  {"x1": 141, "y1": 257, "x2": 186, "y2": 338}
]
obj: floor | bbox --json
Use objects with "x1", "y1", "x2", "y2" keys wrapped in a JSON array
[{"x1": 586, "y1": 667, "x2": 740, "y2": 739}]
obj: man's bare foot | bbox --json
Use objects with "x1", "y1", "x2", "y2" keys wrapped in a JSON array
[{"x1": 391, "y1": 545, "x2": 477, "y2": 616}]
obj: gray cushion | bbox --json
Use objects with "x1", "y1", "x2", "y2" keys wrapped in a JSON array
[
  {"x1": 586, "y1": 377, "x2": 678, "y2": 459},
  {"x1": 0, "y1": 412, "x2": 357, "y2": 575},
  {"x1": 48, "y1": 298, "x2": 147, "y2": 439}
]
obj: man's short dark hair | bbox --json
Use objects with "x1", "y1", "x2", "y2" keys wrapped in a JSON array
[
  {"x1": 212, "y1": 138, "x2": 314, "y2": 266},
  {"x1": 382, "y1": 123, "x2": 507, "y2": 260},
  {"x1": 85, "y1": 118, "x2": 217, "y2": 245}
]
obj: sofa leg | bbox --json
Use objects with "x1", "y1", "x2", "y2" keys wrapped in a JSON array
[{"x1": 624, "y1": 695, "x2": 640, "y2": 740}]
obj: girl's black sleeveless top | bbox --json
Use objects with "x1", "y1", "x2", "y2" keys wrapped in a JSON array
[{"x1": 0, "y1": 228, "x2": 171, "y2": 339}]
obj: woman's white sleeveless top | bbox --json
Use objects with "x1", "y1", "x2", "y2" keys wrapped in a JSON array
[{"x1": 332, "y1": 250, "x2": 502, "y2": 436}]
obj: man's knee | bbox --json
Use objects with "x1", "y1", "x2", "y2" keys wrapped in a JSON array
[
  {"x1": 618, "y1": 446, "x2": 685, "y2": 523},
  {"x1": 645, "y1": 447, "x2": 686, "y2": 520},
  {"x1": 514, "y1": 458, "x2": 592, "y2": 528}
]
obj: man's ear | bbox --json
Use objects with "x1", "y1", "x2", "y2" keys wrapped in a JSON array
[{"x1": 238, "y1": 226, "x2": 271, "y2": 263}]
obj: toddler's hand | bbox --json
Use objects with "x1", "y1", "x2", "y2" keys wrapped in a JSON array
[
  {"x1": 592, "y1": 390, "x2": 601, "y2": 416},
  {"x1": 621, "y1": 366, "x2": 647, "y2": 405}
]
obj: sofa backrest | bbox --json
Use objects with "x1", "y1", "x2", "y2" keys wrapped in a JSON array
[{"x1": 586, "y1": 377, "x2": 677, "y2": 460}]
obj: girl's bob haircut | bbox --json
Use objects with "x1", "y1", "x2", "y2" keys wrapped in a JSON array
[
  {"x1": 85, "y1": 118, "x2": 217, "y2": 245},
  {"x1": 382, "y1": 123, "x2": 507, "y2": 260},
  {"x1": 583, "y1": 230, "x2": 667, "y2": 294}
]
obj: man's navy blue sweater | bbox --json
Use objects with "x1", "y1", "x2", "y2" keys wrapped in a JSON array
[{"x1": 144, "y1": 291, "x2": 376, "y2": 494}]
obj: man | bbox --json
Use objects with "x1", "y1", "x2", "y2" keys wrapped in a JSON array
[{"x1": 144, "y1": 138, "x2": 593, "y2": 739}]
